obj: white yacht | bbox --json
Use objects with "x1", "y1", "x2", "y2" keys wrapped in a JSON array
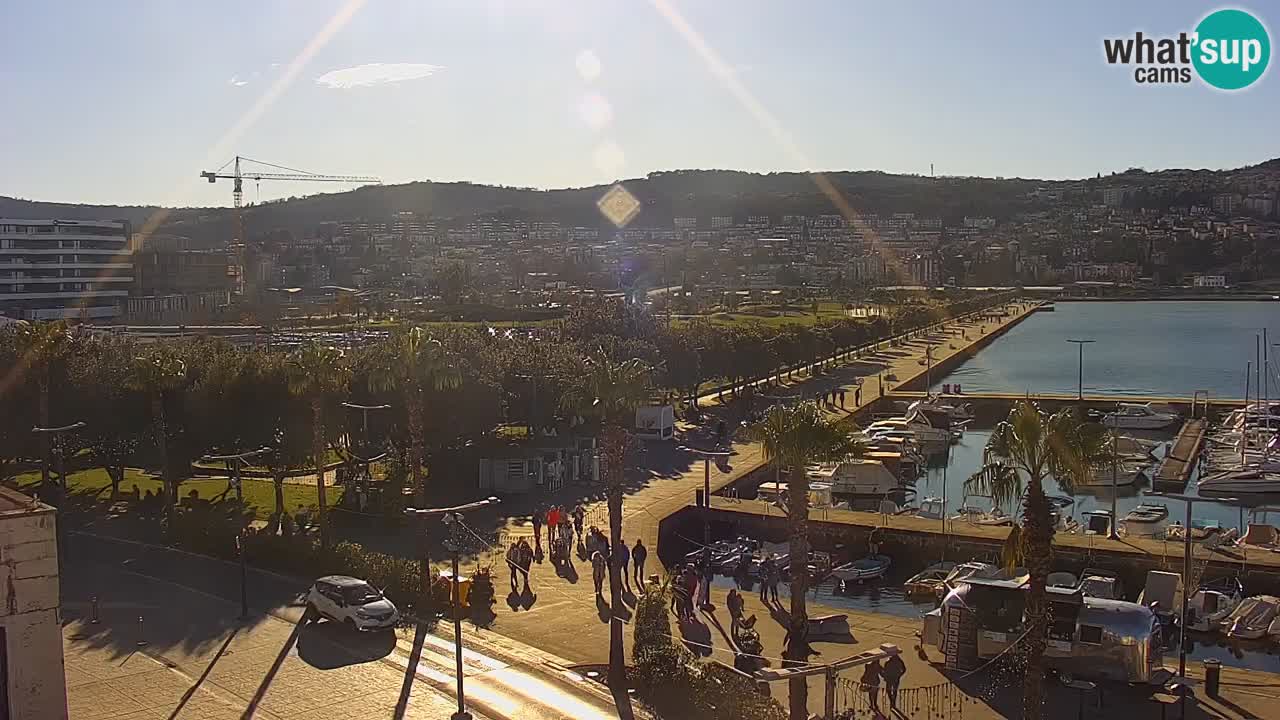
[
  {"x1": 1122, "y1": 502, "x2": 1170, "y2": 537},
  {"x1": 1102, "y1": 403, "x2": 1180, "y2": 430},
  {"x1": 1198, "y1": 468, "x2": 1280, "y2": 495}
]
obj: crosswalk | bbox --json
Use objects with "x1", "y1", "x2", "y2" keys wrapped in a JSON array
[{"x1": 383, "y1": 631, "x2": 620, "y2": 720}]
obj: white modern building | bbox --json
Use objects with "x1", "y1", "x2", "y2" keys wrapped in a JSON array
[
  {"x1": 0, "y1": 219, "x2": 133, "y2": 321},
  {"x1": 0, "y1": 487, "x2": 67, "y2": 719}
]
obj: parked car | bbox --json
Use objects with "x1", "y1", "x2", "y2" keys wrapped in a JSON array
[{"x1": 304, "y1": 575, "x2": 399, "y2": 631}]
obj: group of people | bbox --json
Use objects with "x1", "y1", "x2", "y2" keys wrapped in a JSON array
[
  {"x1": 859, "y1": 652, "x2": 908, "y2": 713},
  {"x1": 531, "y1": 503, "x2": 585, "y2": 556},
  {"x1": 588, "y1": 534, "x2": 648, "y2": 595},
  {"x1": 670, "y1": 552, "x2": 716, "y2": 620},
  {"x1": 504, "y1": 537, "x2": 535, "y2": 594}
]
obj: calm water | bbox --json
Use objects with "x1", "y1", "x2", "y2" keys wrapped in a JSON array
[{"x1": 934, "y1": 301, "x2": 1280, "y2": 398}]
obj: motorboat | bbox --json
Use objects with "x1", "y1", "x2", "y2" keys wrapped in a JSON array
[
  {"x1": 903, "y1": 561, "x2": 956, "y2": 596},
  {"x1": 1122, "y1": 502, "x2": 1170, "y2": 537},
  {"x1": 1102, "y1": 403, "x2": 1181, "y2": 430},
  {"x1": 1224, "y1": 595, "x2": 1280, "y2": 639},
  {"x1": 1198, "y1": 468, "x2": 1280, "y2": 496},
  {"x1": 904, "y1": 496, "x2": 947, "y2": 520},
  {"x1": 1081, "y1": 510, "x2": 1114, "y2": 536},
  {"x1": 1240, "y1": 507, "x2": 1280, "y2": 549},
  {"x1": 1113, "y1": 435, "x2": 1163, "y2": 459},
  {"x1": 830, "y1": 554, "x2": 892, "y2": 583},
  {"x1": 1165, "y1": 519, "x2": 1223, "y2": 543},
  {"x1": 1047, "y1": 571, "x2": 1078, "y2": 589},
  {"x1": 952, "y1": 495, "x2": 1013, "y2": 526},
  {"x1": 866, "y1": 413, "x2": 951, "y2": 446},
  {"x1": 908, "y1": 394, "x2": 973, "y2": 423},
  {"x1": 1186, "y1": 577, "x2": 1244, "y2": 633},
  {"x1": 1137, "y1": 570, "x2": 1183, "y2": 630},
  {"x1": 1076, "y1": 568, "x2": 1124, "y2": 600},
  {"x1": 808, "y1": 459, "x2": 909, "y2": 509},
  {"x1": 943, "y1": 561, "x2": 1013, "y2": 590},
  {"x1": 1081, "y1": 460, "x2": 1149, "y2": 487}
]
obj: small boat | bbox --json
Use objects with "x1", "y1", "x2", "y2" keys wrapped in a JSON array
[
  {"x1": 1123, "y1": 502, "x2": 1170, "y2": 537},
  {"x1": 1166, "y1": 520, "x2": 1223, "y2": 543},
  {"x1": 1076, "y1": 568, "x2": 1124, "y2": 600},
  {"x1": 1082, "y1": 460, "x2": 1149, "y2": 487},
  {"x1": 1198, "y1": 468, "x2": 1280, "y2": 495},
  {"x1": 1225, "y1": 595, "x2": 1280, "y2": 639},
  {"x1": 1102, "y1": 403, "x2": 1180, "y2": 430},
  {"x1": 903, "y1": 562, "x2": 956, "y2": 596},
  {"x1": 943, "y1": 561, "x2": 1011, "y2": 590},
  {"x1": 1047, "y1": 571, "x2": 1078, "y2": 589},
  {"x1": 808, "y1": 613, "x2": 851, "y2": 639},
  {"x1": 903, "y1": 496, "x2": 947, "y2": 520},
  {"x1": 951, "y1": 495, "x2": 1013, "y2": 526},
  {"x1": 1081, "y1": 510, "x2": 1114, "y2": 536},
  {"x1": 1186, "y1": 577, "x2": 1244, "y2": 633},
  {"x1": 830, "y1": 554, "x2": 892, "y2": 583}
]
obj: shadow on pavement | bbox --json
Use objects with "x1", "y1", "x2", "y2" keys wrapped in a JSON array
[{"x1": 295, "y1": 620, "x2": 396, "y2": 669}]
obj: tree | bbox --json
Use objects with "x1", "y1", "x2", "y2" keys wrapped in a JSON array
[
  {"x1": 127, "y1": 349, "x2": 188, "y2": 528},
  {"x1": 560, "y1": 348, "x2": 651, "y2": 719},
  {"x1": 366, "y1": 328, "x2": 462, "y2": 506},
  {"x1": 71, "y1": 337, "x2": 146, "y2": 501},
  {"x1": 748, "y1": 402, "x2": 862, "y2": 720},
  {"x1": 287, "y1": 342, "x2": 351, "y2": 550},
  {"x1": 8, "y1": 321, "x2": 73, "y2": 488},
  {"x1": 964, "y1": 401, "x2": 1109, "y2": 720}
]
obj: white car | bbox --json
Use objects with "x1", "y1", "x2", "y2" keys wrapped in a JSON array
[{"x1": 305, "y1": 575, "x2": 399, "y2": 631}]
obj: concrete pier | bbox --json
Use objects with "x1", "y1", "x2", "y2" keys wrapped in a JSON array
[{"x1": 1153, "y1": 418, "x2": 1209, "y2": 492}]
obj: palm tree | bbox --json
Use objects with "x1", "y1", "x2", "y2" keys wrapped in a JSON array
[
  {"x1": 964, "y1": 400, "x2": 1109, "y2": 720},
  {"x1": 748, "y1": 402, "x2": 862, "y2": 720},
  {"x1": 126, "y1": 350, "x2": 188, "y2": 529},
  {"x1": 10, "y1": 321, "x2": 73, "y2": 488},
  {"x1": 560, "y1": 348, "x2": 651, "y2": 718},
  {"x1": 287, "y1": 342, "x2": 351, "y2": 550},
  {"x1": 366, "y1": 327, "x2": 461, "y2": 506}
]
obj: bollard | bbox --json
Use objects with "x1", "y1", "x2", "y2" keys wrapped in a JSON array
[
  {"x1": 90, "y1": 596, "x2": 100, "y2": 624},
  {"x1": 1205, "y1": 658, "x2": 1221, "y2": 697},
  {"x1": 136, "y1": 615, "x2": 147, "y2": 647}
]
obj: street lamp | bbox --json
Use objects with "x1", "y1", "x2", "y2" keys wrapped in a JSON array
[
  {"x1": 1065, "y1": 339, "x2": 1095, "y2": 401},
  {"x1": 405, "y1": 497, "x2": 499, "y2": 720},
  {"x1": 33, "y1": 421, "x2": 86, "y2": 568},
  {"x1": 202, "y1": 447, "x2": 272, "y2": 619},
  {"x1": 341, "y1": 402, "x2": 391, "y2": 452},
  {"x1": 679, "y1": 446, "x2": 733, "y2": 552},
  {"x1": 1145, "y1": 492, "x2": 1237, "y2": 681}
]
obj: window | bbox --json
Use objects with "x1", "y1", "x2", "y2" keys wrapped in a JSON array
[{"x1": 1078, "y1": 624, "x2": 1103, "y2": 645}]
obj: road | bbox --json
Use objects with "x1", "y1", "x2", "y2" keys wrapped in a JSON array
[{"x1": 63, "y1": 533, "x2": 630, "y2": 720}]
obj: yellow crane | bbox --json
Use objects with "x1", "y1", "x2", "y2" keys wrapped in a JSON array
[{"x1": 200, "y1": 155, "x2": 381, "y2": 292}]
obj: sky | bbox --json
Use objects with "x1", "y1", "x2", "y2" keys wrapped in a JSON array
[{"x1": 2, "y1": 0, "x2": 1278, "y2": 207}]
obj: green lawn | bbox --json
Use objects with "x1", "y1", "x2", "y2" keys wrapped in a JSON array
[
  {"x1": 675, "y1": 301, "x2": 851, "y2": 329},
  {"x1": 14, "y1": 468, "x2": 321, "y2": 520}
]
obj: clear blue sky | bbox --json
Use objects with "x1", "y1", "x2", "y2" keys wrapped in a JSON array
[{"x1": 2, "y1": 1, "x2": 1277, "y2": 207}]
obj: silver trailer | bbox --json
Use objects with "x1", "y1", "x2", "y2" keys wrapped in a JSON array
[{"x1": 923, "y1": 577, "x2": 1167, "y2": 684}]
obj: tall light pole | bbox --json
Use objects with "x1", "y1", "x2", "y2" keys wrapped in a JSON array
[
  {"x1": 680, "y1": 446, "x2": 732, "y2": 552},
  {"x1": 341, "y1": 402, "x2": 391, "y2": 452},
  {"x1": 1066, "y1": 339, "x2": 1095, "y2": 400},
  {"x1": 405, "y1": 498, "x2": 499, "y2": 720},
  {"x1": 1147, "y1": 492, "x2": 1236, "y2": 680},
  {"x1": 202, "y1": 447, "x2": 271, "y2": 619},
  {"x1": 33, "y1": 421, "x2": 86, "y2": 568}
]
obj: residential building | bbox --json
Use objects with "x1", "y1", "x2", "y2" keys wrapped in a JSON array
[
  {"x1": 0, "y1": 486, "x2": 66, "y2": 720},
  {"x1": 1193, "y1": 274, "x2": 1227, "y2": 288},
  {"x1": 0, "y1": 219, "x2": 132, "y2": 321}
]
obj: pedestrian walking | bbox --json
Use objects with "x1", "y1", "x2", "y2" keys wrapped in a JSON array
[
  {"x1": 546, "y1": 505, "x2": 560, "y2": 550},
  {"x1": 727, "y1": 588, "x2": 745, "y2": 637},
  {"x1": 766, "y1": 558, "x2": 781, "y2": 605},
  {"x1": 698, "y1": 551, "x2": 714, "y2": 609},
  {"x1": 861, "y1": 658, "x2": 882, "y2": 713},
  {"x1": 572, "y1": 504, "x2": 585, "y2": 542},
  {"x1": 591, "y1": 550, "x2": 606, "y2": 595},
  {"x1": 517, "y1": 538, "x2": 534, "y2": 593},
  {"x1": 882, "y1": 649, "x2": 906, "y2": 710},
  {"x1": 839, "y1": 389, "x2": 846, "y2": 408},
  {"x1": 855, "y1": 386, "x2": 862, "y2": 407},
  {"x1": 632, "y1": 538, "x2": 648, "y2": 587},
  {"x1": 531, "y1": 508, "x2": 544, "y2": 554},
  {"x1": 615, "y1": 540, "x2": 632, "y2": 593},
  {"x1": 505, "y1": 543, "x2": 520, "y2": 593},
  {"x1": 758, "y1": 557, "x2": 773, "y2": 603}
]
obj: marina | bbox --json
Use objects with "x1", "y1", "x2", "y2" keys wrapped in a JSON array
[{"x1": 659, "y1": 298, "x2": 1280, "y2": 677}]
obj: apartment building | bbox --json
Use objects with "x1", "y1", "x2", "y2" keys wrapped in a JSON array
[{"x1": 0, "y1": 219, "x2": 132, "y2": 321}]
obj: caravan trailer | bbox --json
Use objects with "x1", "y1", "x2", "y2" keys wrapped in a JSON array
[{"x1": 923, "y1": 577, "x2": 1167, "y2": 684}]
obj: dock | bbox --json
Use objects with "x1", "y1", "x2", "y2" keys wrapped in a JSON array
[{"x1": 1153, "y1": 418, "x2": 1208, "y2": 491}]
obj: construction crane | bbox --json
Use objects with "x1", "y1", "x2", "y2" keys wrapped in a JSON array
[{"x1": 200, "y1": 156, "x2": 381, "y2": 292}]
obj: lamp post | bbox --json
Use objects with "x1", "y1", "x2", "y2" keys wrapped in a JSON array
[
  {"x1": 405, "y1": 497, "x2": 499, "y2": 720},
  {"x1": 341, "y1": 402, "x2": 391, "y2": 452},
  {"x1": 1146, "y1": 492, "x2": 1237, "y2": 680},
  {"x1": 202, "y1": 447, "x2": 271, "y2": 619},
  {"x1": 680, "y1": 446, "x2": 732, "y2": 553},
  {"x1": 32, "y1": 421, "x2": 86, "y2": 568},
  {"x1": 1065, "y1": 339, "x2": 1095, "y2": 401}
]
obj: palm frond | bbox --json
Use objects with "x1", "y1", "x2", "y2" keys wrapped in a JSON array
[
  {"x1": 964, "y1": 461, "x2": 1024, "y2": 509},
  {"x1": 746, "y1": 402, "x2": 862, "y2": 470},
  {"x1": 999, "y1": 525, "x2": 1024, "y2": 574}
]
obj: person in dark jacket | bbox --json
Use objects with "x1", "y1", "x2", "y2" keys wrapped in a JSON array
[
  {"x1": 631, "y1": 539, "x2": 648, "y2": 587},
  {"x1": 882, "y1": 650, "x2": 906, "y2": 709}
]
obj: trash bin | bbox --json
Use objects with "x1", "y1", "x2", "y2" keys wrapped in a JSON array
[{"x1": 1205, "y1": 658, "x2": 1221, "y2": 697}]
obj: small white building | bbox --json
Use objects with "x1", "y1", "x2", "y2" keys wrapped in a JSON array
[
  {"x1": 0, "y1": 487, "x2": 66, "y2": 719},
  {"x1": 1193, "y1": 275, "x2": 1227, "y2": 288}
]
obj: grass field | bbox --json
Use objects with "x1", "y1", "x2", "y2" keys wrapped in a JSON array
[{"x1": 14, "y1": 468, "x2": 321, "y2": 520}]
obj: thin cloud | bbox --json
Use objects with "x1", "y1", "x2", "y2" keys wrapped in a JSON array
[
  {"x1": 228, "y1": 75, "x2": 249, "y2": 87},
  {"x1": 315, "y1": 62, "x2": 444, "y2": 89}
]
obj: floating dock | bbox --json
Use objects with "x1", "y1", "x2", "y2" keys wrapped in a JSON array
[{"x1": 1152, "y1": 418, "x2": 1208, "y2": 492}]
